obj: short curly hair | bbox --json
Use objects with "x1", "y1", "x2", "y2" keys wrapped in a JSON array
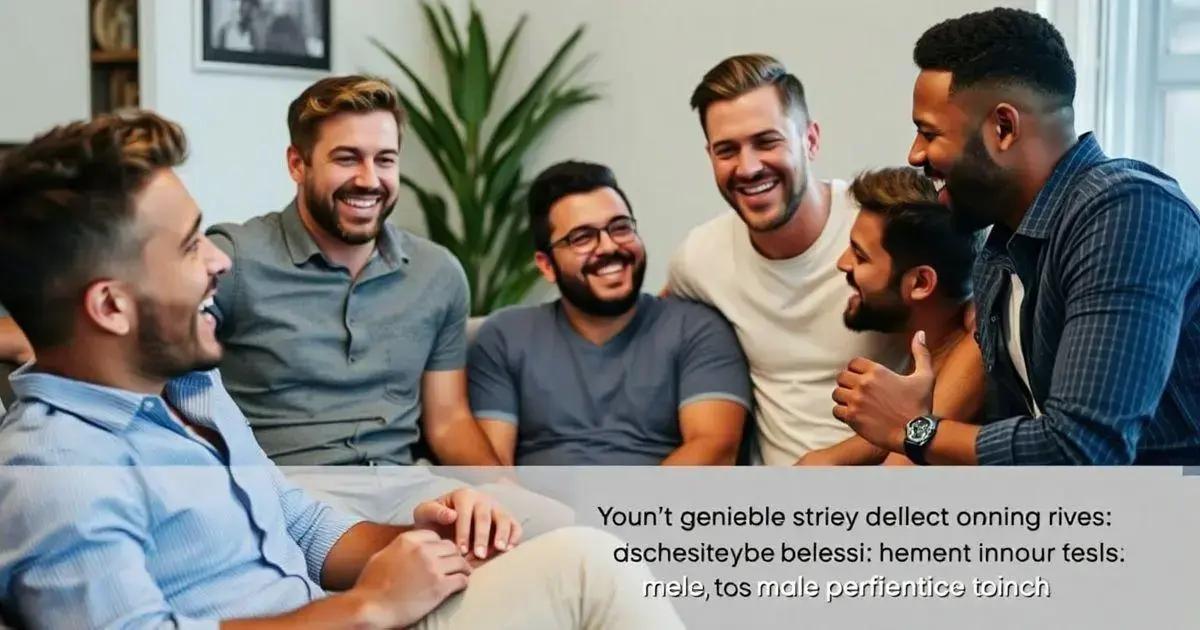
[
  {"x1": 914, "y1": 8, "x2": 1075, "y2": 107},
  {"x1": 0, "y1": 111, "x2": 187, "y2": 348}
]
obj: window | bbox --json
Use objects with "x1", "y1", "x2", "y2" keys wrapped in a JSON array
[{"x1": 1044, "y1": 0, "x2": 1200, "y2": 196}]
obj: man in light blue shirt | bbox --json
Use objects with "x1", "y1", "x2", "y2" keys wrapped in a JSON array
[{"x1": 0, "y1": 112, "x2": 681, "y2": 629}]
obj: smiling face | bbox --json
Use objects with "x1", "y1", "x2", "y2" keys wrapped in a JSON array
[
  {"x1": 127, "y1": 169, "x2": 231, "y2": 377},
  {"x1": 835, "y1": 210, "x2": 911, "y2": 333},
  {"x1": 907, "y1": 70, "x2": 1020, "y2": 230},
  {"x1": 704, "y1": 85, "x2": 818, "y2": 233},
  {"x1": 290, "y1": 110, "x2": 401, "y2": 245},
  {"x1": 534, "y1": 187, "x2": 647, "y2": 317}
]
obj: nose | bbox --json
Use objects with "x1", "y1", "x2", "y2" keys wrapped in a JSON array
[
  {"x1": 354, "y1": 161, "x2": 381, "y2": 190},
  {"x1": 736, "y1": 147, "x2": 764, "y2": 179},
  {"x1": 202, "y1": 235, "x2": 232, "y2": 277},
  {"x1": 593, "y1": 228, "x2": 620, "y2": 255},
  {"x1": 907, "y1": 136, "x2": 926, "y2": 168},
  {"x1": 836, "y1": 246, "x2": 853, "y2": 274}
]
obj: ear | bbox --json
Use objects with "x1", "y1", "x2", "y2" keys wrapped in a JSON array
[
  {"x1": 904, "y1": 265, "x2": 939, "y2": 303},
  {"x1": 533, "y1": 251, "x2": 557, "y2": 284},
  {"x1": 286, "y1": 145, "x2": 307, "y2": 186},
  {"x1": 804, "y1": 120, "x2": 821, "y2": 160},
  {"x1": 82, "y1": 279, "x2": 136, "y2": 337},
  {"x1": 992, "y1": 103, "x2": 1020, "y2": 152}
]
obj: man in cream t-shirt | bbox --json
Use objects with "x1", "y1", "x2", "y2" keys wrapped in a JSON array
[{"x1": 668, "y1": 54, "x2": 905, "y2": 465}]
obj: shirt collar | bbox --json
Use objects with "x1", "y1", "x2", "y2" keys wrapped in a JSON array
[
  {"x1": 280, "y1": 200, "x2": 410, "y2": 271},
  {"x1": 8, "y1": 364, "x2": 216, "y2": 433},
  {"x1": 1014, "y1": 132, "x2": 1107, "y2": 240}
]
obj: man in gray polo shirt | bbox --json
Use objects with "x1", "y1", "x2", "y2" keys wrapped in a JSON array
[
  {"x1": 469, "y1": 161, "x2": 751, "y2": 465},
  {"x1": 207, "y1": 76, "x2": 499, "y2": 470}
]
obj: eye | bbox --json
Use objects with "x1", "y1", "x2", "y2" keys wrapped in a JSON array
[
  {"x1": 920, "y1": 131, "x2": 938, "y2": 142},
  {"x1": 334, "y1": 155, "x2": 357, "y2": 165},
  {"x1": 185, "y1": 239, "x2": 200, "y2": 254},
  {"x1": 376, "y1": 156, "x2": 397, "y2": 167},
  {"x1": 567, "y1": 229, "x2": 597, "y2": 248},
  {"x1": 755, "y1": 138, "x2": 782, "y2": 150}
]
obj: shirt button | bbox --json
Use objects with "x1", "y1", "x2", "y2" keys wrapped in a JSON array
[{"x1": 142, "y1": 401, "x2": 154, "y2": 411}]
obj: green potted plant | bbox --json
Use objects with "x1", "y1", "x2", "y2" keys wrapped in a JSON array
[{"x1": 373, "y1": 2, "x2": 599, "y2": 315}]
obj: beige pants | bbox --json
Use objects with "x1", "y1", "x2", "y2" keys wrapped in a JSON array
[{"x1": 415, "y1": 526, "x2": 685, "y2": 630}]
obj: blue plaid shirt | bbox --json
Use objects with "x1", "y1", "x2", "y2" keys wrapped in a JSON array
[
  {"x1": 974, "y1": 133, "x2": 1200, "y2": 464},
  {"x1": 0, "y1": 367, "x2": 363, "y2": 628}
]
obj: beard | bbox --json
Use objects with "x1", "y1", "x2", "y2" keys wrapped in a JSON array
[
  {"x1": 303, "y1": 177, "x2": 397, "y2": 245},
  {"x1": 553, "y1": 250, "x2": 647, "y2": 317},
  {"x1": 843, "y1": 273, "x2": 910, "y2": 333},
  {"x1": 941, "y1": 131, "x2": 1022, "y2": 231},
  {"x1": 723, "y1": 159, "x2": 809, "y2": 234},
  {"x1": 135, "y1": 295, "x2": 222, "y2": 379}
]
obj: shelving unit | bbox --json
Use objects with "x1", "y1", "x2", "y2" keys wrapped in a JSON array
[{"x1": 89, "y1": 0, "x2": 139, "y2": 115}]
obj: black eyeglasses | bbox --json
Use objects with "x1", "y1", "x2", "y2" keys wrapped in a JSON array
[{"x1": 548, "y1": 217, "x2": 639, "y2": 254}]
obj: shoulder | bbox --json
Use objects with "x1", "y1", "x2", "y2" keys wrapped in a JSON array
[
  {"x1": 207, "y1": 210, "x2": 288, "y2": 258},
  {"x1": 0, "y1": 403, "x2": 135, "y2": 467},
  {"x1": 476, "y1": 302, "x2": 555, "y2": 344},
  {"x1": 676, "y1": 213, "x2": 739, "y2": 258},
  {"x1": 651, "y1": 296, "x2": 738, "y2": 344},
  {"x1": 1064, "y1": 160, "x2": 1200, "y2": 229}
]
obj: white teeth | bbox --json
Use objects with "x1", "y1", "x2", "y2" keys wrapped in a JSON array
[
  {"x1": 341, "y1": 196, "x2": 380, "y2": 209},
  {"x1": 594, "y1": 263, "x2": 625, "y2": 276},
  {"x1": 739, "y1": 180, "x2": 777, "y2": 195},
  {"x1": 198, "y1": 296, "x2": 215, "y2": 313}
]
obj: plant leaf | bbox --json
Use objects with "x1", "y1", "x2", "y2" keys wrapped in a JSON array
[
  {"x1": 371, "y1": 38, "x2": 468, "y2": 172},
  {"x1": 400, "y1": 175, "x2": 461, "y2": 258},
  {"x1": 480, "y1": 25, "x2": 586, "y2": 170},
  {"x1": 457, "y1": 6, "x2": 492, "y2": 131},
  {"x1": 420, "y1": 1, "x2": 461, "y2": 97},
  {"x1": 491, "y1": 14, "x2": 527, "y2": 88}
]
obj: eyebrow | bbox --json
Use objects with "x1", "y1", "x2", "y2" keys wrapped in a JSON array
[
  {"x1": 328, "y1": 146, "x2": 400, "y2": 157},
  {"x1": 181, "y1": 214, "x2": 203, "y2": 250}
]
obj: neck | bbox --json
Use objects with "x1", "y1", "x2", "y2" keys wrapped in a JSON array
[
  {"x1": 34, "y1": 341, "x2": 166, "y2": 395},
  {"x1": 1000, "y1": 128, "x2": 1078, "y2": 232},
  {"x1": 560, "y1": 298, "x2": 639, "y2": 346},
  {"x1": 296, "y1": 195, "x2": 375, "y2": 278},
  {"x1": 907, "y1": 299, "x2": 970, "y2": 371},
  {"x1": 748, "y1": 178, "x2": 830, "y2": 260}
]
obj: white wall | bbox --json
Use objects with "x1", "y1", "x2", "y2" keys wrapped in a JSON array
[
  {"x1": 474, "y1": 0, "x2": 1037, "y2": 290},
  {"x1": 0, "y1": 1, "x2": 89, "y2": 142},
  {"x1": 140, "y1": 0, "x2": 454, "y2": 231}
]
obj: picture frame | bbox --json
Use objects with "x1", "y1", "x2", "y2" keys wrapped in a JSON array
[{"x1": 195, "y1": 0, "x2": 331, "y2": 76}]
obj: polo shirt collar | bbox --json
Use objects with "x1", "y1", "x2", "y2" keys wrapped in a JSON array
[
  {"x1": 280, "y1": 200, "x2": 410, "y2": 271},
  {"x1": 7, "y1": 364, "x2": 216, "y2": 433}
]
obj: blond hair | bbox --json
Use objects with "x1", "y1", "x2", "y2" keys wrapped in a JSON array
[
  {"x1": 689, "y1": 54, "x2": 809, "y2": 133},
  {"x1": 849, "y1": 167, "x2": 939, "y2": 211},
  {"x1": 287, "y1": 75, "x2": 406, "y2": 160}
]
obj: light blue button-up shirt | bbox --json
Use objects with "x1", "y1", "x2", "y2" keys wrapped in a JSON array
[{"x1": 0, "y1": 367, "x2": 363, "y2": 628}]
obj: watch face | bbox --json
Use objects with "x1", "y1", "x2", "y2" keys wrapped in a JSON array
[{"x1": 906, "y1": 417, "x2": 935, "y2": 443}]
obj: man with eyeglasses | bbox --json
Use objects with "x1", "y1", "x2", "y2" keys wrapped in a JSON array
[{"x1": 467, "y1": 161, "x2": 751, "y2": 465}]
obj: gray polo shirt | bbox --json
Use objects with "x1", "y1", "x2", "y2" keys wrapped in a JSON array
[
  {"x1": 207, "y1": 202, "x2": 469, "y2": 465},
  {"x1": 468, "y1": 294, "x2": 751, "y2": 465}
]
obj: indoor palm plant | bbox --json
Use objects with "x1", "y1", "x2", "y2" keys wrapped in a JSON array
[{"x1": 372, "y1": 3, "x2": 599, "y2": 315}]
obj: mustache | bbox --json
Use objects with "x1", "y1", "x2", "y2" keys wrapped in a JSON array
[
  {"x1": 844, "y1": 271, "x2": 858, "y2": 290},
  {"x1": 583, "y1": 251, "x2": 636, "y2": 275},
  {"x1": 334, "y1": 184, "x2": 388, "y2": 197}
]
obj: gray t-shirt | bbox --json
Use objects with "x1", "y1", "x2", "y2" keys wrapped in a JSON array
[
  {"x1": 468, "y1": 294, "x2": 751, "y2": 465},
  {"x1": 207, "y1": 202, "x2": 469, "y2": 465}
]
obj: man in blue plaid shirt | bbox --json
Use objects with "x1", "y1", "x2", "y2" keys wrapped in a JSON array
[{"x1": 833, "y1": 8, "x2": 1200, "y2": 465}]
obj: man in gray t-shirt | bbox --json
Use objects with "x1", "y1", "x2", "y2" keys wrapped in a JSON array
[
  {"x1": 206, "y1": 75, "x2": 500, "y2": 468},
  {"x1": 469, "y1": 161, "x2": 750, "y2": 465}
]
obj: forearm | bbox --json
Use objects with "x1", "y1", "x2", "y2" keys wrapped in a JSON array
[
  {"x1": 426, "y1": 416, "x2": 502, "y2": 465},
  {"x1": 798, "y1": 436, "x2": 889, "y2": 466},
  {"x1": 321, "y1": 522, "x2": 408, "y2": 591},
  {"x1": 662, "y1": 436, "x2": 738, "y2": 465},
  {"x1": 222, "y1": 590, "x2": 389, "y2": 630}
]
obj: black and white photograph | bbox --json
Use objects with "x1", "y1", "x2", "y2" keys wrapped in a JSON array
[{"x1": 198, "y1": 0, "x2": 330, "y2": 72}]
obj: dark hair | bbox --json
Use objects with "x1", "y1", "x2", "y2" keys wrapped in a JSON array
[
  {"x1": 0, "y1": 111, "x2": 188, "y2": 348},
  {"x1": 287, "y1": 75, "x2": 406, "y2": 161},
  {"x1": 689, "y1": 54, "x2": 809, "y2": 133},
  {"x1": 850, "y1": 168, "x2": 980, "y2": 300},
  {"x1": 914, "y1": 8, "x2": 1075, "y2": 107},
  {"x1": 527, "y1": 161, "x2": 633, "y2": 251}
]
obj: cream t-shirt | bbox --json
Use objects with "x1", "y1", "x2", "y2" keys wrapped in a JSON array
[{"x1": 667, "y1": 180, "x2": 907, "y2": 465}]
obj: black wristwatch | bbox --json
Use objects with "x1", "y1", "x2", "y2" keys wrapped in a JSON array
[{"x1": 903, "y1": 414, "x2": 941, "y2": 465}]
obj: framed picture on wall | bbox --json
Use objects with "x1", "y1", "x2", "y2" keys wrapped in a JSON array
[{"x1": 196, "y1": 0, "x2": 330, "y2": 74}]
